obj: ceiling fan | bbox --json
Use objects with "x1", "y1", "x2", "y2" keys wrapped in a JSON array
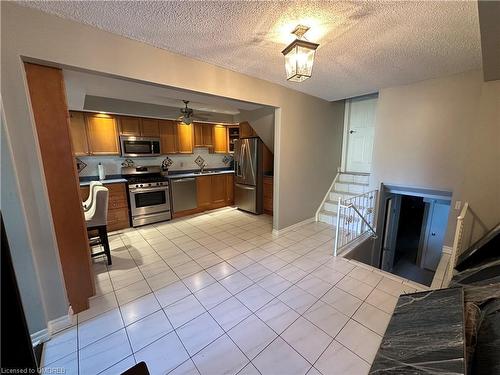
[{"x1": 178, "y1": 100, "x2": 194, "y2": 124}]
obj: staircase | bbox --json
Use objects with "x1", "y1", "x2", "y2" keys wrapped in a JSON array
[{"x1": 317, "y1": 172, "x2": 370, "y2": 225}]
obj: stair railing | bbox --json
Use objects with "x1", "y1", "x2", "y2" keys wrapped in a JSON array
[
  {"x1": 315, "y1": 171, "x2": 340, "y2": 221},
  {"x1": 334, "y1": 189, "x2": 378, "y2": 256}
]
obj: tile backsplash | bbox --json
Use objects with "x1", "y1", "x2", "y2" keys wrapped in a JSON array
[{"x1": 78, "y1": 147, "x2": 228, "y2": 177}]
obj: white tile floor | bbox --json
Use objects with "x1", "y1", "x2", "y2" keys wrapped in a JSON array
[{"x1": 42, "y1": 207, "x2": 427, "y2": 375}]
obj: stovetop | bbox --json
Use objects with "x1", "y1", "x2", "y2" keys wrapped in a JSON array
[{"x1": 124, "y1": 174, "x2": 169, "y2": 184}]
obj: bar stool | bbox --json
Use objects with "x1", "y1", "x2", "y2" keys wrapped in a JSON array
[
  {"x1": 82, "y1": 181, "x2": 103, "y2": 212},
  {"x1": 85, "y1": 186, "x2": 112, "y2": 265}
]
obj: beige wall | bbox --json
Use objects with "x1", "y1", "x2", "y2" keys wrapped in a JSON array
[
  {"x1": 1, "y1": 3, "x2": 344, "y2": 319},
  {"x1": 371, "y1": 70, "x2": 500, "y2": 245}
]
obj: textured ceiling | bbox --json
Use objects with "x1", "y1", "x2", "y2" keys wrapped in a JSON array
[{"x1": 21, "y1": 1, "x2": 481, "y2": 101}]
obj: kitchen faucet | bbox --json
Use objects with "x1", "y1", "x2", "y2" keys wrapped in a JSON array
[{"x1": 200, "y1": 162, "x2": 207, "y2": 173}]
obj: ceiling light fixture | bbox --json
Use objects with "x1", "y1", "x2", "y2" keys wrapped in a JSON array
[{"x1": 281, "y1": 25, "x2": 319, "y2": 83}]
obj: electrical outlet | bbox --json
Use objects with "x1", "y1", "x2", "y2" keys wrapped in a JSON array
[{"x1": 454, "y1": 201, "x2": 462, "y2": 210}]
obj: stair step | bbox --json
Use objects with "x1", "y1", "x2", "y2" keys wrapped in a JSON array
[
  {"x1": 338, "y1": 173, "x2": 370, "y2": 184},
  {"x1": 334, "y1": 182, "x2": 368, "y2": 194}
]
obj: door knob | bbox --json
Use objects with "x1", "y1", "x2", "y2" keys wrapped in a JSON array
[{"x1": 349, "y1": 130, "x2": 356, "y2": 134}]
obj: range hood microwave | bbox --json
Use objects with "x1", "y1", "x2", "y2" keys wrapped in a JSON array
[{"x1": 120, "y1": 136, "x2": 161, "y2": 157}]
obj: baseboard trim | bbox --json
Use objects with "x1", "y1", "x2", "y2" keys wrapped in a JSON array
[
  {"x1": 272, "y1": 217, "x2": 315, "y2": 236},
  {"x1": 442, "y1": 245, "x2": 453, "y2": 255},
  {"x1": 48, "y1": 309, "x2": 74, "y2": 335},
  {"x1": 31, "y1": 328, "x2": 50, "y2": 346}
]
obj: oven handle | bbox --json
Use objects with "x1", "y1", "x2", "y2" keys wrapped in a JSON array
[{"x1": 129, "y1": 186, "x2": 169, "y2": 194}]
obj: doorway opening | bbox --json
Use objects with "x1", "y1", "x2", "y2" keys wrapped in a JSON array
[{"x1": 379, "y1": 185, "x2": 451, "y2": 286}]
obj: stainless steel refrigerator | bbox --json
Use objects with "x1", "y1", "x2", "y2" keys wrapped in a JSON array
[{"x1": 234, "y1": 138, "x2": 263, "y2": 214}]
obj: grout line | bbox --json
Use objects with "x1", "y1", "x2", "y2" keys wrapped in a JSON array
[{"x1": 81, "y1": 212, "x2": 387, "y2": 374}]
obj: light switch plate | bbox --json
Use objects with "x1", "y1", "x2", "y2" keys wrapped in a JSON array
[{"x1": 454, "y1": 201, "x2": 462, "y2": 210}]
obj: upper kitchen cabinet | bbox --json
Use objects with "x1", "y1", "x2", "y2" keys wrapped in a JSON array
[
  {"x1": 118, "y1": 116, "x2": 141, "y2": 136},
  {"x1": 140, "y1": 118, "x2": 160, "y2": 137},
  {"x1": 227, "y1": 125, "x2": 240, "y2": 153},
  {"x1": 194, "y1": 123, "x2": 213, "y2": 148},
  {"x1": 159, "y1": 120, "x2": 178, "y2": 154},
  {"x1": 119, "y1": 116, "x2": 160, "y2": 137},
  {"x1": 86, "y1": 113, "x2": 120, "y2": 155},
  {"x1": 212, "y1": 125, "x2": 228, "y2": 153},
  {"x1": 68, "y1": 111, "x2": 90, "y2": 156},
  {"x1": 239, "y1": 121, "x2": 257, "y2": 138},
  {"x1": 176, "y1": 122, "x2": 194, "y2": 153}
]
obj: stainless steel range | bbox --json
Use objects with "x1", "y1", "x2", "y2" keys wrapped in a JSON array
[{"x1": 121, "y1": 166, "x2": 171, "y2": 227}]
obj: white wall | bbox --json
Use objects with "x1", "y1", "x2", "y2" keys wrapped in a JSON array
[
  {"x1": 371, "y1": 70, "x2": 500, "y2": 245},
  {"x1": 1, "y1": 3, "x2": 343, "y2": 322},
  {"x1": 1, "y1": 108, "x2": 48, "y2": 335}
]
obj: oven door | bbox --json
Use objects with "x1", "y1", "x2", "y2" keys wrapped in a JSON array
[
  {"x1": 120, "y1": 137, "x2": 161, "y2": 157},
  {"x1": 129, "y1": 186, "x2": 170, "y2": 216}
]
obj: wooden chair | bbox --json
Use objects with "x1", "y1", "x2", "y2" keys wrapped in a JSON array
[{"x1": 84, "y1": 186, "x2": 112, "y2": 265}]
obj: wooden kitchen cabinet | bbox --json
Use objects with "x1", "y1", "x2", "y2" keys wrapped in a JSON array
[
  {"x1": 226, "y1": 173, "x2": 234, "y2": 205},
  {"x1": 213, "y1": 125, "x2": 228, "y2": 153},
  {"x1": 159, "y1": 120, "x2": 177, "y2": 154},
  {"x1": 263, "y1": 176, "x2": 273, "y2": 215},
  {"x1": 211, "y1": 174, "x2": 227, "y2": 208},
  {"x1": 194, "y1": 123, "x2": 214, "y2": 148},
  {"x1": 239, "y1": 121, "x2": 257, "y2": 138},
  {"x1": 177, "y1": 122, "x2": 194, "y2": 153},
  {"x1": 80, "y1": 182, "x2": 130, "y2": 231},
  {"x1": 69, "y1": 111, "x2": 90, "y2": 156},
  {"x1": 85, "y1": 113, "x2": 120, "y2": 155},
  {"x1": 119, "y1": 116, "x2": 160, "y2": 137},
  {"x1": 140, "y1": 118, "x2": 160, "y2": 137},
  {"x1": 196, "y1": 175, "x2": 212, "y2": 209},
  {"x1": 118, "y1": 116, "x2": 141, "y2": 136}
]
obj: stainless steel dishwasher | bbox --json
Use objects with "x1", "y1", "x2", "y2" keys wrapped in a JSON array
[{"x1": 170, "y1": 177, "x2": 197, "y2": 213}]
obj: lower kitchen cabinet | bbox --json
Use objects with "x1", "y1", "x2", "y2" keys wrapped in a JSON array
[
  {"x1": 80, "y1": 182, "x2": 130, "y2": 232},
  {"x1": 173, "y1": 174, "x2": 235, "y2": 217},
  {"x1": 263, "y1": 176, "x2": 273, "y2": 215},
  {"x1": 196, "y1": 175, "x2": 212, "y2": 209},
  {"x1": 226, "y1": 174, "x2": 234, "y2": 205},
  {"x1": 211, "y1": 174, "x2": 227, "y2": 208}
]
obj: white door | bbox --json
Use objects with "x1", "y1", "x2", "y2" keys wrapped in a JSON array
[
  {"x1": 344, "y1": 95, "x2": 377, "y2": 173},
  {"x1": 380, "y1": 194, "x2": 401, "y2": 272},
  {"x1": 422, "y1": 201, "x2": 450, "y2": 271}
]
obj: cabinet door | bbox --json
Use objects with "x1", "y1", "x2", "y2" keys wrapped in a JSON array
[
  {"x1": 86, "y1": 114, "x2": 120, "y2": 155},
  {"x1": 203, "y1": 124, "x2": 214, "y2": 147},
  {"x1": 213, "y1": 125, "x2": 227, "y2": 153},
  {"x1": 177, "y1": 122, "x2": 194, "y2": 153},
  {"x1": 159, "y1": 120, "x2": 177, "y2": 154},
  {"x1": 141, "y1": 118, "x2": 160, "y2": 137},
  {"x1": 239, "y1": 122, "x2": 256, "y2": 138},
  {"x1": 225, "y1": 174, "x2": 234, "y2": 205},
  {"x1": 263, "y1": 176, "x2": 273, "y2": 215},
  {"x1": 69, "y1": 111, "x2": 90, "y2": 156},
  {"x1": 119, "y1": 116, "x2": 141, "y2": 136},
  {"x1": 196, "y1": 176, "x2": 212, "y2": 208},
  {"x1": 194, "y1": 123, "x2": 204, "y2": 147},
  {"x1": 211, "y1": 174, "x2": 226, "y2": 207}
]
